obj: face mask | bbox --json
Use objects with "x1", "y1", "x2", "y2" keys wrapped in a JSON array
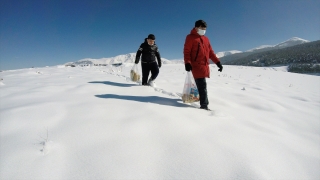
[{"x1": 197, "y1": 29, "x2": 206, "y2": 36}]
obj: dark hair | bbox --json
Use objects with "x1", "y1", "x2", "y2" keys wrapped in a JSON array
[
  {"x1": 147, "y1": 34, "x2": 155, "y2": 40},
  {"x1": 195, "y1": 20, "x2": 207, "y2": 28}
]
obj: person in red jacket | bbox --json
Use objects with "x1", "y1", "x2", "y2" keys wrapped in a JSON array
[{"x1": 183, "y1": 20, "x2": 223, "y2": 111}]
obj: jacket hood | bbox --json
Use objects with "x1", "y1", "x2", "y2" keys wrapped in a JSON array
[
  {"x1": 190, "y1": 28, "x2": 199, "y2": 35},
  {"x1": 190, "y1": 28, "x2": 204, "y2": 37}
]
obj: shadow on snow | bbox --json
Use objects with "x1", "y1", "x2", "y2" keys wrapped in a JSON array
[
  {"x1": 88, "y1": 81, "x2": 137, "y2": 87},
  {"x1": 95, "y1": 94, "x2": 190, "y2": 108},
  {"x1": 90, "y1": 81, "x2": 190, "y2": 108}
]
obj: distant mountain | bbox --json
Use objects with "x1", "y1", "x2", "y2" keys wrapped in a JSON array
[
  {"x1": 220, "y1": 37, "x2": 311, "y2": 63},
  {"x1": 216, "y1": 50, "x2": 242, "y2": 58},
  {"x1": 274, "y1": 37, "x2": 310, "y2": 49},
  {"x1": 246, "y1": 45, "x2": 274, "y2": 52},
  {"x1": 213, "y1": 37, "x2": 310, "y2": 63},
  {"x1": 224, "y1": 40, "x2": 320, "y2": 74},
  {"x1": 246, "y1": 37, "x2": 310, "y2": 52},
  {"x1": 66, "y1": 53, "x2": 174, "y2": 66},
  {"x1": 68, "y1": 53, "x2": 136, "y2": 66}
]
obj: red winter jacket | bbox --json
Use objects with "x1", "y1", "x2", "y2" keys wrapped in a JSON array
[{"x1": 184, "y1": 28, "x2": 220, "y2": 78}]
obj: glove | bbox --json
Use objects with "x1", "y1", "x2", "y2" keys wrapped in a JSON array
[
  {"x1": 216, "y1": 62, "x2": 223, "y2": 72},
  {"x1": 185, "y1": 63, "x2": 192, "y2": 71},
  {"x1": 158, "y1": 62, "x2": 161, "y2": 68}
]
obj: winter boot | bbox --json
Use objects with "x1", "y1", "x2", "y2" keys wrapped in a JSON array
[
  {"x1": 200, "y1": 106, "x2": 211, "y2": 111},
  {"x1": 148, "y1": 78, "x2": 156, "y2": 87}
]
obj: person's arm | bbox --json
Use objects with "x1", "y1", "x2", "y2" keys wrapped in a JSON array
[
  {"x1": 155, "y1": 47, "x2": 161, "y2": 68},
  {"x1": 208, "y1": 41, "x2": 220, "y2": 64},
  {"x1": 135, "y1": 45, "x2": 143, "y2": 64},
  {"x1": 184, "y1": 35, "x2": 193, "y2": 71},
  {"x1": 183, "y1": 35, "x2": 193, "y2": 64},
  {"x1": 208, "y1": 41, "x2": 223, "y2": 72}
]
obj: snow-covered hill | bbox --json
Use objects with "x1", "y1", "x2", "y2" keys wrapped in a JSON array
[
  {"x1": 246, "y1": 37, "x2": 309, "y2": 52},
  {"x1": 1, "y1": 64, "x2": 319, "y2": 179},
  {"x1": 68, "y1": 53, "x2": 174, "y2": 66},
  {"x1": 246, "y1": 45, "x2": 274, "y2": 52},
  {"x1": 216, "y1": 50, "x2": 242, "y2": 58},
  {"x1": 70, "y1": 53, "x2": 137, "y2": 66},
  {"x1": 274, "y1": 37, "x2": 310, "y2": 48}
]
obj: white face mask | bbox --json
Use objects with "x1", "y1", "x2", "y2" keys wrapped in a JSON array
[{"x1": 197, "y1": 29, "x2": 206, "y2": 36}]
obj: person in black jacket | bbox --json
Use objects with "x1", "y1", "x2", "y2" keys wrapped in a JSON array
[{"x1": 135, "y1": 34, "x2": 162, "y2": 86}]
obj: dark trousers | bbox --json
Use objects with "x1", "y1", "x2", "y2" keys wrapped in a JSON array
[
  {"x1": 141, "y1": 61, "x2": 159, "y2": 85},
  {"x1": 195, "y1": 78, "x2": 209, "y2": 108}
]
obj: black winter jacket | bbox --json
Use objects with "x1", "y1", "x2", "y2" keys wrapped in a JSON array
[{"x1": 135, "y1": 38, "x2": 161, "y2": 66}]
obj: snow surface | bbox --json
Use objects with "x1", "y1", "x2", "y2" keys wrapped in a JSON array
[{"x1": 0, "y1": 63, "x2": 319, "y2": 180}]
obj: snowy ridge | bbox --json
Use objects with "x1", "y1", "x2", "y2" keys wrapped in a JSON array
[
  {"x1": 72, "y1": 53, "x2": 137, "y2": 65},
  {"x1": 70, "y1": 53, "x2": 173, "y2": 66},
  {"x1": 246, "y1": 37, "x2": 309, "y2": 52},
  {"x1": 274, "y1": 37, "x2": 310, "y2": 48},
  {"x1": 246, "y1": 45, "x2": 274, "y2": 52},
  {"x1": 216, "y1": 50, "x2": 242, "y2": 58}
]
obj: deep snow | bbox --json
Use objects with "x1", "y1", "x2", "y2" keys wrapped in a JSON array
[{"x1": 0, "y1": 63, "x2": 319, "y2": 180}]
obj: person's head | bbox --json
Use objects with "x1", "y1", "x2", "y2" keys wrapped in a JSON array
[
  {"x1": 194, "y1": 20, "x2": 207, "y2": 36},
  {"x1": 147, "y1": 34, "x2": 155, "y2": 45}
]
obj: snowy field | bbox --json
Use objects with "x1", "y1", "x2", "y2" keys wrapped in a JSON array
[{"x1": 0, "y1": 63, "x2": 319, "y2": 180}]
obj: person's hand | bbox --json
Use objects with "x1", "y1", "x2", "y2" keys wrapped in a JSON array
[
  {"x1": 216, "y1": 62, "x2": 223, "y2": 72},
  {"x1": 158, "y1": 63, "x2": 161, "y2": 68},
  {"x1": 185, "y1": 63, "x2": 192, "y2": 71}
]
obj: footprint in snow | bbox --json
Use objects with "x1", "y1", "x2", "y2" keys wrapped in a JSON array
[
  {"x1": 115, "y1": 72, "x2": 230, "y2": 116},
  {"x1": 39, "y1": 140, "x2": 54, "y2": 155}
]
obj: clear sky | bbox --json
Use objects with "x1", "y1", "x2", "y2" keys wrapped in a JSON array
[{"x1": 1, "y1": 0, "x2": 319, "y2": 70}]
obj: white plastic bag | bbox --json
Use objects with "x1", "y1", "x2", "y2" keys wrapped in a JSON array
[
  {"x1": 182, "y1": 71, "x2": 200, "y2": 103},
  {"x1": 130, "y1": 64, "x2": 141, "y2": 82}
]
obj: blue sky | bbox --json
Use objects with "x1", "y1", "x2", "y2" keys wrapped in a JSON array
[{"x1": 1, "y1": 0, "x2": 319, "y2": 70}]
